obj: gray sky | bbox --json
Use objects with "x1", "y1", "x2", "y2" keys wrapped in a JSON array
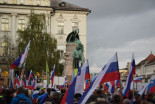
[{"x1": 64, "y1": 0, "x2": 155, "y2": 72}]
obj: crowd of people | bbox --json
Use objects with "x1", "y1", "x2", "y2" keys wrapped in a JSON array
[{"x1": 0, "y1": 86, "x2": 154, "y2": 104}]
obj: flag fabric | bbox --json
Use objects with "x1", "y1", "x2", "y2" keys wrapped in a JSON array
[
  {"x1": 46, "y1": 61, "x2": 50, "y2": 86},
  {"x1": 92, "y1": 73, "x2": 96, "y2": 82},
  {"x1": 85, "y1": 60, "x2": 90, "y2": 80},
  {"x1": 0, "y1": 69, "x2": 1, "y2": 78},
  {"x1": 51, "y1": 64, "x2": 55, "y2": 87},
  {"x1": 11, "y1": 41, "x2": 31, "y2": 69},
  {"x1": 10, "y1": 69, "x2": 14, "y2": 88},
  {"x1": 78, "y1": 53, "x2": 120, "y2": 104},
  {"x1": 138, "y1": 83, "x2": 149, "y2": 95},
  {"x1": 115, "y1": 80, "x2": 120, "y2": 87},
  {"x1": 122, "y1": 54, "x2": 135, "y2": 98},
  {"x1": 75, "y1": 60, "x2": 88, "y2": 95},
  {"x1": 145, "y1": 75, "x2": 155, "y2": 93},
  {"x1": 22, "y1": 68, "x2": 27, "y2": 88},
  {"x1": 20, "y1": 64, "x2": 26, "y2": 88},
  {"x1": 105, "y1": 82, "x2": 115, "y2": 94},
  {"x1": 84, "y1": 80, "x2": 90, "y2": 91},
  {"x1": 60, "y1": 77, "x2": 77, "y2": 104},
  {"x1": 32, "y1": 76, "x2": 37, "y2": 90},
  {"x1": 14, "y1": 75, "x2": 20, "y2": 88},
  {"x1": 28, "y1": 70, "x2": 33, "y2": 85},
  {"x1": 134, "y1": 76, "x2": 143, "y2": 83},
  {"x1": 84, "y1": 60, "x2": 91, "y2": 91}
]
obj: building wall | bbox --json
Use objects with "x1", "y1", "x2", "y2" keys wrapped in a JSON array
[
  {"x1": 136, "y1": 64, "x2": 155, "y2": 77},
  {"x1": 0, "y1": 5, "x2": 52, "y2": 45},
  {"x1": 0, "y1": 0, "x2": 50, "y2": 6}
]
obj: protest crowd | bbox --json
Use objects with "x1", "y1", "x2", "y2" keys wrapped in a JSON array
[
  {"x1": 0, "y1": 42, "x2": 154, "y2": 104},
  {"x1": 0, "y1": 85, "x2": 154, "y2": 104}
]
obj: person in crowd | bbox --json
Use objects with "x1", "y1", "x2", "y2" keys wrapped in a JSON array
[
  {"x1": 133, "y1": 94, "x2": 142, "y2": 104},
  {"x1": 111, "y1": 94, "x2": 121, "y2": 104},
  {"x1": 10, "y1": 87, "x2": 31, "y2": 104},
  {"x1": 74, "y1": 93, "x2": 82, "y2": 104},
  {"x1": 96, "y1": 100, "x2": 109, "y2": 104},
  {"x1": 147, "y1": 93, "x2": 154, "y2": 104},
  {"x1": 123, "y1": 99, "x2": 130, "y2": 104},
  {"x1": 3, "y1": 88, "x2": 15, "y2": 104},
  {"x1": 0, "y1": 90, "x2": 7, "y2": 104},
  {"x1": 140, "y1": 100, "x2": 148, "y2": 104}
]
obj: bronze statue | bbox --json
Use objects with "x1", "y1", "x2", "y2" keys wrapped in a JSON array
[
  {"x1": 72, "y1": 39, "x2": 84, "y2": 68},
  {"x1": 66, "y1": 29, "x2": 79, "y2": 43},
  {"x1": 66, "y1": 30, "x2": 84, "y2": 69}
]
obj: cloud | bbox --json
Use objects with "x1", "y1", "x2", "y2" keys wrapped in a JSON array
[{"x1": 88, "y1": 36, "x2": 155, "y2": 70}]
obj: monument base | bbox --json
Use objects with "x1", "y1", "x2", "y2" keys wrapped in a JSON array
[{"x1": 64, "y1": 43, "x2": 76, "y2": 82}]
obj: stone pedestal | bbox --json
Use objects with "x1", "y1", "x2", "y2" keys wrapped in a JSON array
[{"x1": 64, "y1": 43, "x2": 76, "y2": 81}]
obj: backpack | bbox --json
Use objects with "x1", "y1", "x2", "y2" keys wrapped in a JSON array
[{"x1": 18, "y1": 98, "x2": 28, "y2": 104}]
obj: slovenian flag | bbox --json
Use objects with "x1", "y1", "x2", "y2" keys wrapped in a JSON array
[
  {"x1": 105, "y1": 82, "x2": 115, "y2": 94},
  {"x1": 134, "y1": 76, "x2": 143, "y2": 83},
  {"x1": 51, "y1": 64, "x2": 55, "y2": 88},
  {"x1": 75, "y1": 60, "x2": 88, "y2": 95},
  {"x1": 122, "y1": 54, "x2": 135, "y2": 98},
  {"x1": 0, "y1": 69, "x2": 1, "y2": 78},
  {"x1": 60, "y1": 76, "x2": 77, "y2": 104},
  {"x1": 115, "y1": 80, "x2": 120, "y2": 87},
  {"x1": 28, "y1": 70, "x2": 33, "y2": 85},
  {"x1": 61, "y1": 61, "x2": 88, "y2": 104},
  {"x1": 14, "y1": 75, "x2": 20, "y2": 88},
  {"x1": 85, "y1": 60, "x2": 90, "y2": 80},
  {"x1": 145, "y1": 75, "x2": 155, "y2": 93},
  {"x1": 78, "y1": 53, "x2": 120, "y2": 104},
  {"x1": 11, "y1": 41, "x2": 31, "y2": 69}
]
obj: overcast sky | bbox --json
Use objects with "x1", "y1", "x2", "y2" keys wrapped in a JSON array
[{"x1": 64, "y1": 0, "x2": 155, "y2": 73}]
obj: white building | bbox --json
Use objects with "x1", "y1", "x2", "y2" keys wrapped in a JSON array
[
  {"x1": 136, "y1": 53, "x2": 155, "y2": 82},
  {"x1": 0, "y1": 0, "x2": 90, "y2": 63}
]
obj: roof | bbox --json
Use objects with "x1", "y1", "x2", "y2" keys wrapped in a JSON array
[
  {"x1": 136, "y1": 53, "x2": 155, "y2": 67},
  {"x1": 50, "y1": 0, "x2": 91, "y2": 12}
]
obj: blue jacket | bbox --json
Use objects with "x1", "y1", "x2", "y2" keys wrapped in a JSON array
[{"x1": 11, "y1": 93, "x2": 31, "y2": 104}]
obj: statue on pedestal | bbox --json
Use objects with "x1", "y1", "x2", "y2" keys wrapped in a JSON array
[{"x1": 66, "y1": 29, "x2": 84, "y2": 68}]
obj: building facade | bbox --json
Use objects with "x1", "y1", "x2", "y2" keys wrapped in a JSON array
[
  {"x1": 0, "y1": 0, "x2": 90, "y2": 86},
  {"x1": 136, "y1": 53, "x2": 155, "y2": 82}
]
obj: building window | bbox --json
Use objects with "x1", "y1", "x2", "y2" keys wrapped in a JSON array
[
  {"x1": 21, "y1": 0, "x2": 24, "y2": 4},
  {"x1": 0, "y1": 42, "x2": 7, "y2": 56},
  {"x1": 1, "y1": 18, "x2": 9, "y2": 31},
  {"x1": 58, "y1": 22, "x2": 64, "y2": 34},
  {"x1": 37, "y1": 0, "x2": 40, "y2": 5},
  {"x1": 72, "y1": 22, "x2": 78, "y2": 31},
  {"x1": 60, "y1": 50, "x2": 64, "y2": 59},
  {"x1": 4, "y1": 0, "x2": 7, "y2": 3},
  {"x1": 18, "y1": 19, "x2": 25, "y2": 30}
]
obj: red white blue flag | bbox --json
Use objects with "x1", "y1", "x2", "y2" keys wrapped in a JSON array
[
  {"x1": 11, "y1": 41, "x2": 31, "y2": 69},
  {"x1": 78, "y1": 53, "x2": 120, "y2": 104},
  {"x1": 105, "y1": 82, "x2": 115, "y2": 94},
  {"x1": 122, "y1": 54, "x2": 135, "y2": 98},
  {"x1": 134, "y1": 76, "x2": 143, "y2": 83},
  {"x1": 28, "y1": 70, "x2": 33, "y2": 85},
  {"x1": 145, "y1": 75, "x2": 155, "y2": 93},
  {"x1": 14, "y1": 75, "x2": 20, "y2": 88}
]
